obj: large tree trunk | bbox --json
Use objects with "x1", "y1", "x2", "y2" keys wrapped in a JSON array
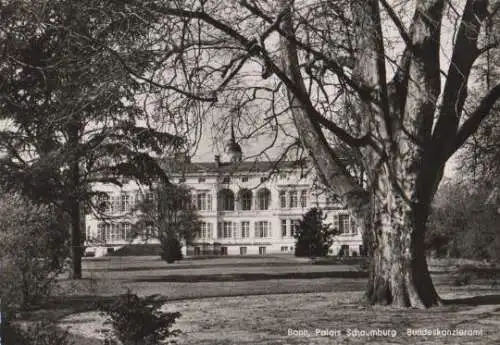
[
  {"x1": 278, "y1": 0, "x2": 446, "y2": 307},
  {"x1": 366, "y1": 173, "x2": 440, "y2": 307}
]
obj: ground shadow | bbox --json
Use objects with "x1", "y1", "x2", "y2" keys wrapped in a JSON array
[
  {"x1": 131, "y1": 270, "x2": 368, "y2": 283},
  {"x1": 442, "y1": 294, "x2": 500, "y2": 306},
  {"x1": 17, "y1": 295, "x2": 116, "y2": 322},
  {"x1": 85, "y1": 261, "x2": 316, "y2": 272}
]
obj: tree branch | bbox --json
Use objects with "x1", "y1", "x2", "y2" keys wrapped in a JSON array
[
  {"x1": 379, "y1": 0, "x2": 412, "y2": 48},
  {"x1": 449, "y1": 83, "x2": 500, "y2": 157},
  {"x1": 432, "y1": 0, "x2": 488, "y2": 144}
]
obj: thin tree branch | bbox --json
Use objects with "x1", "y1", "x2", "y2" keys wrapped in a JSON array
[{"x1": 379, "y1": 0, "x2": 412, "y2": 48}]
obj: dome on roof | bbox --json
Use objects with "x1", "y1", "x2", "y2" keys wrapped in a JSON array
[
  {"x1": 226, "y1": 138, "x2": 242, "y2": 153},
  {"x1": 225, "y1": 125, "x2": 242, "y2": 163}
]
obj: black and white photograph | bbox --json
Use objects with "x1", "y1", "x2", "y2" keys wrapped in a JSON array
[{"x1": 0, "y1": 0, "x2": 499, "y2": 344}]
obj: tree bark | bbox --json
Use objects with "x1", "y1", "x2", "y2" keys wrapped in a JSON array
[
  {"x1": 70, "y1": 196, "x2": 83, "y2": 279},
  {"x1": 366, "y1": 175, "x2": 440, "y2": 307}
]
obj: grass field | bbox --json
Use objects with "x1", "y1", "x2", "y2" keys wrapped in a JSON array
[{"x1": 22, "y1": 255, "x2": 500, "y2": 344}]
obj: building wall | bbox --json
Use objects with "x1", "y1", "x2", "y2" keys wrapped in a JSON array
[{"x1": 85, "y1": 165, "x2": 363, "y2": 256}]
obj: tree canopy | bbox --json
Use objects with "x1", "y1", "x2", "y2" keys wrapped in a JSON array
[{"x1": 0, "y1": 0, "x2": 183, "y2": 278}]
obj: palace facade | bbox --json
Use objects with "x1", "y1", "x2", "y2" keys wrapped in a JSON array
[{"x1": 85, "y1": 134, "x2": 363, "y2": 257}]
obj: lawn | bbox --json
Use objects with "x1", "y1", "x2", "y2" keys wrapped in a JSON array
[{"x1": 22, "y1": 256, "x2": 500, "y2": 344}]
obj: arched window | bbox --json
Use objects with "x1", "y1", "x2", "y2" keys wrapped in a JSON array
[
  {"x1": 239, "y1": 189, "x2": 253, "y2": 210},
  {"x1": 218, "y1": 189, "x2": 235, "y2": 211},
  {"x1": 257, "y1": 188, "x2": 271, "y2": 210}
]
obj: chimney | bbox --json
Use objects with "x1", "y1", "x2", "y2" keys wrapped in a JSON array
[{"x1": 214, "y1": 155, "x2": 221, "y2": 167}]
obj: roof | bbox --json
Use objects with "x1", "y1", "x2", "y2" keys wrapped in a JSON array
[{"x1": 160, "y1": 159, "x2": 309, "y2": 176}]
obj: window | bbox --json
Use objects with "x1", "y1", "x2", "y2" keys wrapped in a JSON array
[
  {"x1": 111, "y1": 223, "x2": 120, "y2": 241},
  {"x1": 300, "y1": 190, "x2": 307, "y2": 208},
  {"x1": 339, "y1": 214, "x2": 350, "y2": 234},
  {"x1": 223, "y1": 222, "x2": 233, "y2": 238},
  {"x1": 281, "y1": 219, "x2": 287, "y2": 237},
  {"x1": 255, "y1": 221, "x2": 270, "y2": 238},
  {"x1": 241, "y1": 221, "x2": 250, "y2": 238},
  {"x1": 120, "y1": 223, "x2": 130, "y2": 241},
  {"x1": 279, "y1": 190, "x2": 287, "y2": 208},
  {"x1": 257, "y1": 188, "x2": 271, "y2": 210},
  {"x1": 97, "y1": 223, "x2": 108, "y2": 241},
  {"x1": 198, "y1": 177, "x2": 206, "y2": 183},
  {"x1": 196, "y1": 192, "x2": 212, "y2": 211},
  {"x1": 111, "y1": 195, "x2": 120, "y2": 213},
  {"x1": 240, "y1": 247, "x2": 247, "y2": 255},
  {"x1": 239, "y1": 189, "x2": 252, "y2": 210},
  {"x1": 281, "y1": 246, "x2": 289, "y2": 252},
  {"x1": 259, "y1": 246, "x2": 267, "y2": 255},
  {"x1": 220, "y1": 247, "x2": 228, "y2": 256},
  {"x1": 120, "y1": 193, "x2": 130, "y2": 212},
  {"x1": 290, "y1": 219, "x2": 299, "y2": 237},
  {"x1": 289, "y1": 191, "x2": 298, "y2": 208},
  {"x1": 218, "y1": 189, "x2": 235, "y2": 210},
  {"x1": 222, "y1": 176, "x2": 230, "y2": 183},
  {"x1": 199, "y1": 222, "x2": 213, "y2": 240},
  {"x1": 241, "y1": 176, "x2": 248, "y2": 182}
]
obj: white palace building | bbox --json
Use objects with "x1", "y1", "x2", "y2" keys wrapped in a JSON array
[{"x1": 85, "y1": 134, "x2": 363, "y2": 257}]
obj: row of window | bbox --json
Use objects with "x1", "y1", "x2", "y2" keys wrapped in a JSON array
[
  {"x1": 194, "y1": 188, "x2": 308, "y2": 211},
  {"x1": 97, "y1": 191, "x2": 156, "y2": 214},
  {"x1": 197, "y1": 220, "x2": 302, "y2": 240},
  {"x1": 195, "y1": 214, "x2": 356, "y2": 241},
  {"x1": 97, "y1": 188, "x2": 311, "y2": 214},
  {"x1": 193, "y1": 246, "x2": 269, "y2": 256},
  {"x1": 97, "y1": 193, "x2": 134, "y2": 213},
  {"x1": 195, "y1": 221, "x2": 272, "y2": 239},
  {"x1": 183, "y1": 176, "x2": 263, "y2": 184},
  {"x1": 94, "y1": 222, "x2": 131, "y2": 242},
  {"x1": 279, "y1": 190, "x2": 308, "y2": 209}
]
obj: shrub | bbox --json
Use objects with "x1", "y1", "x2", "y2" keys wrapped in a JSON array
[
  {"x1": 98, "y1": 290, "x2": 181, "y2": 345},
  {"x1": 1, "y1": 319, "x2": 72, "y2": 345},
  {"x1": 161, "y1": 236, "x2": 183, "y2": 264},
  {"x1": 0, "y1": 193, "x2": 69, "y2": 310},
  {"x1": 295, "y1": 208, "x2": 339, "y2": 257}
]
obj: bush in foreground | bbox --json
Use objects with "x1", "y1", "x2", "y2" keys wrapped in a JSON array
[
  {"x1": 1, "y1": 319, "x2": 72, "y2": 345},
  {"x1": 0, "y1": 193, "x2": 69, "y2": 311},
  {"x1": 98, "y1": 290, "x2": 181, "y2": 345}
]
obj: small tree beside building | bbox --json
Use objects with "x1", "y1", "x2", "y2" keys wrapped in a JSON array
[
  {"x1": 134, "y1": 182, "x2": 200, "y2": 263},
  {"x1": 294, "y1": 208, "x2": 339, "y2": 258}
]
